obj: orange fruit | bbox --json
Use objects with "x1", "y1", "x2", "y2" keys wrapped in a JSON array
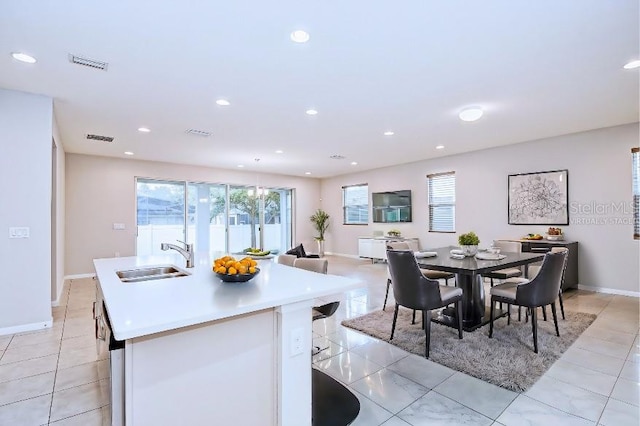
[
  {"x1": 248, "y1": 266, "x2": 256, "y2": 274},
  {"x1": 218, "y1": 266, "x2": 227, "y2": 274},
  {"x1": 238, "y1": 264, "x2": 247, "y2": 274},
  {"x1": 225, "y1": 260, "x2": 235, "y2": 269},
  {"x1": 250, "y1": 259, "x2": 257, "y2": 267},
  {"x1": 228, "y1": 267, "x2": 237, "y2": 275}
]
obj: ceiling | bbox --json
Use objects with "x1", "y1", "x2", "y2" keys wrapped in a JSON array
[{"x1": 1, "y1": 1, "x2": 638, "y2": 178}]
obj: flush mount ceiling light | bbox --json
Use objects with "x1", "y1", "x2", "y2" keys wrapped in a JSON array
[
  {"x1": 290, "y1": 30, "x2": 310, "y2": 43},
  {"x1": 436, "y1": 145, "x2": 445, "y2": 150},
  {"x1": 275, "y1": 150, "x2": 284, "y2": 154},
  {"x1": 459, "y1": 107, "x2": 484, "y2": 122},
  {"x1": 306, "y1": 109, "x2": 318, "y2": 115},
  {"x1": 623, "y1": 59, "x2": 640, "y2": 69},
  {"x1": 237, "y1": 164, "x2": 244, "y2": 168},
  {"x1": 305, "y1": 172, "x2": 312, "y2": 175},
  {"x1": 351, "y1": 161, "x2": 358, "y2": 165},
  {"x1": 11, "y1": 52, "x2": 36, "y2": 63},
  {"x1": 383, "y1": 131, "x2": 395, "y2": 136},
  {"x1": 137, "y1": 127, "x2": 151, "y2": 133},
  {"x1": 329, "y1": 154, "x2": 345, "y2": 160},
  {"x1": 124, "y1": 151, "x2": 134, "y2": 156},
  {"x1": 216, "y1": 99, "x2": 230, "y2": 106}
]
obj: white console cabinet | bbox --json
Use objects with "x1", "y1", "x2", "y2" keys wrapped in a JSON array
[{"x1": 358, "y1": 237, "x2": 420, "y2": 262}]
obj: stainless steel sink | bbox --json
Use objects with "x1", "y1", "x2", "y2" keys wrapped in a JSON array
[{"x1": 116, "y1": 266, "x2": 190, "y2": 283}]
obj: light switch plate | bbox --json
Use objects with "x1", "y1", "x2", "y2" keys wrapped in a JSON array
[
  {"x1": 113, "y1": 223, "x2": 126, "y2": 230},
  {"x1": 9, "y1": 227, "x2": 30, "y2": 238}
]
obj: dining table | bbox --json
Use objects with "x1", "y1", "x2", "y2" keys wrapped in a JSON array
[{"x1": 417, "y1": 246, "x2": 545, "y2": 331}]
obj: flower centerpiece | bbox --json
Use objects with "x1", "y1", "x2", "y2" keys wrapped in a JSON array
[
  {"x1": 387, "y1": 229, "x2": 401, "y2": 237},
  {"x1": 458, "y1": 231, "x2": 480, "y2": 256}
]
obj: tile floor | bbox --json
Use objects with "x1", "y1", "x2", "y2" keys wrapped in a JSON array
[{"x1": 0, "y1": 255, "x2": 637, "y2": 425}]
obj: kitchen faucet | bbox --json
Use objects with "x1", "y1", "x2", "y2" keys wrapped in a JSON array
[{"x1": 160, "y1": 240, "x2": 195, "y2": 268}]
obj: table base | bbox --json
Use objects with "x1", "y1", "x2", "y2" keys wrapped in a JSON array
[{"x1": 433, "y1": 306, "x2": 508, "y2": 332}]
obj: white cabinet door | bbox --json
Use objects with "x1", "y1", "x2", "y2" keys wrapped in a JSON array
[
  {"x1": 358, "y1": 238, "x2": 373, "y2": 258},
  {"x1": 371, "y1": 239, "x2": 388, "y2": 260}
]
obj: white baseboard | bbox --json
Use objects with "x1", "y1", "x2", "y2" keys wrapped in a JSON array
[
  {"x1": 577, "y1": 284, "x2": 639, "y2": 298},
  {"x1": 64, "y1": 273, "x2": 96, "y2": 280},
  {"x1": 0, "y1": 320, "x2": 54, "y2": 337},
  {"x1": 325, "y1": 252, "x2": 363, "y2": 260}
]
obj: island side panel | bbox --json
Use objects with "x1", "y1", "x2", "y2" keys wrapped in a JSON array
[
  {"x1": 276, "y1": 300, "x2": 314, "y2": 426},
  {"x1": 127, "y1": 309, "x2": 276, "y2": 426}
]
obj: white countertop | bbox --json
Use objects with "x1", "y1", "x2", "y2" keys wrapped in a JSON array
[{"x1": 94, "y1": 253, "x2": 363, "y2": 341}]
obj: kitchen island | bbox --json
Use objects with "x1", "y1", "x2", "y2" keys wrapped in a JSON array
[{"x1": 94, "y1": 252, "x2": 362, "y2": 426}]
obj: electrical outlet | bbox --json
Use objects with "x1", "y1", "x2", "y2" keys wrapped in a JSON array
[
  {"x1": 290, "y1": 327, "x2": 304, "y2": 356},
  {"x1": 8, "y1": 227, "x2": 29, "y2": 238}
]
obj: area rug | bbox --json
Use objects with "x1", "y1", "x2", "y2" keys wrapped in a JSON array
[{"x1": 341, "y1": 308, "x2": 596, "y2": 392}]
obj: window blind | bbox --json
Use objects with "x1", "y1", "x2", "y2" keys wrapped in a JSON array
[
  {"x1": 343, "y1": 184, "x2": 369, "y2": 224},
  {"x1": 427, "y1": 172, "x2": 455, "y2": 232},
  {"x1": 633, "y1": 148, "x2": 639, "y2": 240}
]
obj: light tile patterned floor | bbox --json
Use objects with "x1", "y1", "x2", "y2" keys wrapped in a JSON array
[{"x1": 0, "y1": 255, "x2": 637, "y2": 425}]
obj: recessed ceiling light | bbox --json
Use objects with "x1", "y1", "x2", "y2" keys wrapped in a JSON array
[
  {"x1": 383, "y1": 131, "x2": 395, "y2": 136},
  {"x1": 237, "y1": 164, "x2": 244, "y2": 168},
  {"x1": 436, "y1": 145, "x2": 445, "y2": 150},
  {"x1": 623, "y1": 60, "x2": 640, "y2": 69},
  {"x1": 216, "y1": 99, "x2": 230, "y2": 106},
  {"x1": 137, "y1": 127, "x2": 151, "y2": 133},
  {"x1": 351, "y1": 162, "x2": 358, "y2": 166},
  {"x1": 305, "y1": 172, "x2": 312, "y2": 175},
  {"x1": 11, "y1": 52, "x2": 36, "y2": 63},
  {"x1": 290, "y1": 30, "x2": 310, "y2": 43},
  {"x1": 459, "y1": 107, "x2": 484, "y2": 122},
  {"x1": 124, "y1": 151, "x2": 134, "y2": 156},
  {"x1": 306, "y1": 109, "x2": 318, "y2": 116},
  {"x1": 275, "y1": 150, "x2": 284, "y2": 154}
]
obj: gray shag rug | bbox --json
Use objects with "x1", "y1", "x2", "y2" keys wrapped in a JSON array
[{"x1": 341, "y1": 308, "x2": 596, "y2": 392}]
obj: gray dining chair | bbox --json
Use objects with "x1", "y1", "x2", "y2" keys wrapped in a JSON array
[
  {"x1": 387, "y1": 250, "x2": 463, "y2": 358},
  {"x1": 489, "y1": 250, "x2": 567, "y2": 353},
  {"x1": 505, "y1": 247, "x2": 568, "y2": 320},
  {"x1": 484, "y1": 240, "x2": 523, "y2": 286},
  {"x1": 384, "y1": 241, "x2": 455, "y2": 312}
]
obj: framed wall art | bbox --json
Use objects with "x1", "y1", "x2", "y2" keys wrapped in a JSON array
[{"x1": 508, "y1": 169, "x2": 569, "y2": 225}]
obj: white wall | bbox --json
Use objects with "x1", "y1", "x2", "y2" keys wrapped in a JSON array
[
  {"x1": 0, "y1": 89, "x2": 53, "y2": 333},
  {"x1": 321, "y1": 123, "x2": 640, "y2": 294},
  {"x1": 65, "y1": 154, "x2": 321, "y2": 275}
]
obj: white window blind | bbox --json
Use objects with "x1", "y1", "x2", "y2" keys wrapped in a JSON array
[
  {"x1": 633, "y1": 148, "x2": 639, "y2": 240},
  {"x1": 343, "y1": 184, "x2": 369, "y2": 224},
  {"x1": 427, "y1": 172, "x2": 455, "y2": 232}
]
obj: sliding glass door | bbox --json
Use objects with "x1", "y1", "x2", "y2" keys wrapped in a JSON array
[
  {"x1": 136, "y1": 179, "x2": 186, "y2": 256},
  {"x1": 136, "y1": 178, "x2": 293, "y2": 257}
]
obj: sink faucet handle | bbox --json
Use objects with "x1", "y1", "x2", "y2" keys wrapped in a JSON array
[{"x1": 176, "y1": 239, "x2": 193, "y2": 251}]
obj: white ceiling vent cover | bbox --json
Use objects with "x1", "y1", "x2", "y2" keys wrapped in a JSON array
[
  {"x1": 185, "y1": 129, "x2": 212, "y2": 137},
  {"x1": 329, "y1": 154, "x2": 346, "y2": 160},
  {"x1": 69, "y1": 54, "x2": 108, "y2": 71},
  {"x1": 86, "y1": 134, "x2": 114, "y2": 142}
]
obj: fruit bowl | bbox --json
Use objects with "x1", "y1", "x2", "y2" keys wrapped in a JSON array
[
  {"x1": 546, "y1": 234, "x2": 564, "y2": 241},
  {"x1": 215, "y1": 268, "x2": 260, "y2": 283}
]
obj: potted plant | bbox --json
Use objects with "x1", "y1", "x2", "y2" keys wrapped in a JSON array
[
  {"x1": 310, "y1": 209, "x2": 330, "y2": 257},
  {"x1": 458, "y1": 231, "x2": 480, "y2": 256}
]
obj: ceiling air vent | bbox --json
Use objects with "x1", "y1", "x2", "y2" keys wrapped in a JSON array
[
  {"x1": 185, "y1": 129, "x2": 212, "y2": 137},
  {"x1": 69, "y1": 54, "x2": 108, "y2": 71},
  {"x1": 86, "y1": 134, "x2": 114, "y2": 143},
  {"x1": 329, "y1": 154, "x2": 346, "y2": 160}
]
